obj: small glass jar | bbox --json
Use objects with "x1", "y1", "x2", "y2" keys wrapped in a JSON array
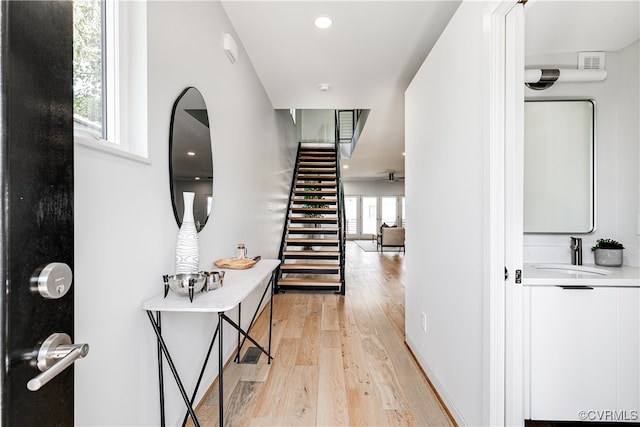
[{"x1": 236, "y1": 243, "x2": 247, "y2": 259}]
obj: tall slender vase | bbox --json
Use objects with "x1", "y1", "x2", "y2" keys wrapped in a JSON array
[{"x1": 176, "y1": 192, "x2": 199, "y2": 274}]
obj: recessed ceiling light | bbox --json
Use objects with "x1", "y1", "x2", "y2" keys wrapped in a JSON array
[
  {"x1": 194, "y1": 177, "x2": 200, "y2": 181},
  {"x1": 343, "y1": 164, "x2": 349, "y2": 169},
  {"x1": 187, "y1": 151, "x2": 196, "y2": 156},
  {"x1": 318, "y1": 83, "x2": 331, "y2": 92},
  {"x1": 402, "y1": 152, "x2": 406, "y2": 156},
  {"x1": 314, "y1": 16, "x2": 333, "y2": 29}
]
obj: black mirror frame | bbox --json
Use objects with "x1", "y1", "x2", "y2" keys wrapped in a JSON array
[{"x1": 168, "y1": 87, "x2": 213, "y2": 231}]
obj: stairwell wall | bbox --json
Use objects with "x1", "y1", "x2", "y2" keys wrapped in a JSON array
[{"x1": 74, "y1": 1, "x2": 298, "y2": 425}]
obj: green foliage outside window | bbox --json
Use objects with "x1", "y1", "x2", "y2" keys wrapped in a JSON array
[{"x1": 73, "y1": 0, "x2": 103, "y2": 132}]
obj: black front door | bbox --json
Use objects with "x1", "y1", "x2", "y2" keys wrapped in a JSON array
[{"x1": 0, "y1": 1, "x2": 75, "y2": 425}]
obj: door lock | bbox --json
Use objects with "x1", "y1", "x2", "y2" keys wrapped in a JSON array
[
  {"x1": 27, "y1": 333, "x2": 89, "y2": 392},
  {"x1": 31, "y1": 262, "x2": 72, "y2": 299}
]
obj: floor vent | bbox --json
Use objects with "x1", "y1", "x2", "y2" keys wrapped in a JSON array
[{"x1": 240, "y1": 347, "x2": 261, "y2": 364}]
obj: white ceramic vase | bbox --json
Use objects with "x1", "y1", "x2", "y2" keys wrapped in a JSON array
[{"x1": 176, "y1": 192, "x2": 199, "y2": 274}]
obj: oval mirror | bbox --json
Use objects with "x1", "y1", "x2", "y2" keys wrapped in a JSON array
[{"x1": 169, "y1": 87, "x2": 213, "y2": 232}]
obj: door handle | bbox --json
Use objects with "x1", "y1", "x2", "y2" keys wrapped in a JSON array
[
  {"x1": 556, "y1": 285, "x2": 594, "y2": 290},
  {"x1": 27, "y1": 333, "x2": 89, "y2": 392}
]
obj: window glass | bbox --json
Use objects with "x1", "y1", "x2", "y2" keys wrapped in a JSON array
[
  {"x1": 361, "y1": 197, "x2": 377, "y2": 235},
  {"x1": 401, "y1": 197, "x2": 406, "y2": 227},
  {"x1": 73, "y1": 0, "x2": 104, "y2": 139},
  {"x1": 344, "y1": 196, "x2": 358, "y2": 235},
  {"x1": 381, "y1": 197, "x2": 397, "y2": 226}
]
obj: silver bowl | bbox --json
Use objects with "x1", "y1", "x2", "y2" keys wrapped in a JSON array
[{"x1": 163, "y1": 273, "x2": 207, "y2": 301}]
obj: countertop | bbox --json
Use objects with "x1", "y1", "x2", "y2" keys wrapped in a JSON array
[{"x1": 523, "y1": 263, "x2": 640, "y2": 287}]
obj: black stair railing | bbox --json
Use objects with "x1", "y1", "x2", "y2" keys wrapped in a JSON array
[
  {"x1": 334, "y1": 140, "x2": 346, "y2": 295},
  {"x1": 335, "y1": 109, "x2": 356, "y2": 144},
  {"x1": 275, "y1": 142, "x2": 303, "y2": 291}
]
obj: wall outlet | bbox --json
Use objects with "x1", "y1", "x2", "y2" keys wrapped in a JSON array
[{"x1": 421, "y1": 312, "x2": 427, "y2": 332}]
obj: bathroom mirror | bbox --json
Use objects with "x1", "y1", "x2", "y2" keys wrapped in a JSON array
[
  {"x1": 169, "y1": 87, "x2": 213, "y2": 232},
  {"x1": 524, "y1": 99, "x2": 595, "y2": 233}
]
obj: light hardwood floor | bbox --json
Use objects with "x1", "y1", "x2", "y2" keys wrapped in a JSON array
[{"x1": 191, "y1": 241, "x2": 454, "y2": 426}]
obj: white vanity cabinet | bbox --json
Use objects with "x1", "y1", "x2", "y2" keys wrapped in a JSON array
[{"x1": 527, "y1": 285, "x2": 640, "y2": 422}]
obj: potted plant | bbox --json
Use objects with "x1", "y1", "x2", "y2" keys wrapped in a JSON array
[{"x1": 591, "y1": 238, "x2": 624, "y2": 267}]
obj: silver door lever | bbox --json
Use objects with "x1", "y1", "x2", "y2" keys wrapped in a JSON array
[{"x1": 27, "y1": 333, "x2": 89, "y2": 392}]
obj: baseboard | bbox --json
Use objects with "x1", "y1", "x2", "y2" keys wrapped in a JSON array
[{"x1": 405, "y1": 336, "x2": 466, "y2": 426}]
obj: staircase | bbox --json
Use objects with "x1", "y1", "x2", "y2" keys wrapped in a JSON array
[{"x1": 276, "y1": 143, "x2": 346, "y2": 294}]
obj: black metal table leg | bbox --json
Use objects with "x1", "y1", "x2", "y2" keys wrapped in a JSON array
[
  {"x1": 219, "y1": 314, "x2": 273, "y2": 362},
  {"x1": 268, "y1": 272, "x2": 275, "y2": 364},
  {"x1": 234, "y1": 277, "x2": 273, "y2": 361},
  {"x1": 181, "y1": 319, "x2": 220, "y2": 427},
  {"x1": 155, "y1": 312, "x2": 166, "y2": 427},
  {"x1": 146, "y1": 311, "x2": 200, "y2": 427},
  {"x1": 218, "y1": 312, "x2": 224, "y2": 426},
  {"x1": 235, "y1": 303, "x2": 241, "y2": 362}
]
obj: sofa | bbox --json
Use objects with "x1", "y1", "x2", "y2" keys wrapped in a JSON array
[{"x1": 376, "y1": 226, "x2": 405, "y2": 253}]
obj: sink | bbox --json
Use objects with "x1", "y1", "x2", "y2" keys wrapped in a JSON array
[{"x1": 533, "y1": 264, "x2": 610, "y2": 276}]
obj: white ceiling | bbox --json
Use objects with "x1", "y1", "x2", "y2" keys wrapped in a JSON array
[
  {"x1": 221, "y1": 0, "x2": 461, "y2": 180},
  {"x1": 525, "y1": 0, "x2": 639, "y2": 55},
  {"x1": 221, "y1": 0, "x2": 639, "y2": 180}
]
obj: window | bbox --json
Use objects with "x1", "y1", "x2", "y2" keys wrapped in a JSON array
[
  {"x1": 344, "y1": 195, "x2": 405, "y2": 239},
  {"x1": 344, "y1": 196, "x2": 358, "y2": 235},
  {"x1": 73, "y1": 0, "x2": 148, "y2": 159},
  {"x1": 73, "y1": 0, "x2": 112, "y2": 141},
  {"x1": 381, "y1": 196, "x2": 397, "y2": 226}
]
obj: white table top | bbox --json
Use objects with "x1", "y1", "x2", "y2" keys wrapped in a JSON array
[{"x1": 142, "y1": 259, "x2": 280, "y2": 313}]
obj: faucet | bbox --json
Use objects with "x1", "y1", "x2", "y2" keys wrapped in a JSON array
[{"x1": 570, "y1": 237, "x2": 582, "y2": 265}]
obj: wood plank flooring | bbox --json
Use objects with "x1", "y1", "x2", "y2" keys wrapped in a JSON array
[{"x1": 190, "y1": 241, "x2": 453, "y2": 426}]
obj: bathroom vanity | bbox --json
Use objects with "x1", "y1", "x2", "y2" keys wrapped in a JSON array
[{"x1": 523, "y1": 264, "x2": 640, "y2": 422}]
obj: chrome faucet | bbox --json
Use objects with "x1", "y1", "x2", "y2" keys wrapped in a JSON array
[{"x1": 570, "y1": 237, "x2": 583, "y2": 265}]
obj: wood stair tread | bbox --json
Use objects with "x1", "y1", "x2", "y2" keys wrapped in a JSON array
[
  {"x1": 290, "y1": 208, "x2": 338, "y2": 214},
  {"x1": 296, "y1": 175, "x2": 337, "y2": 180},
  {"x1": 299, "y1": 150, "x2": 335, "y2": 155},
  {"x1": 299, "y1": 157, "x2": 336, "y2": 162},
  {"x1": 289, "y1": 217, "x2": 339, "y2": 224},
  {"x1": 290, "y1": 206, "x2": 337, "y2": 210},
  {"x1": 295, "y1": 181, "x2": 336, "y2": 187},
  {"x1": 283, "y1": 250, "x2": 340, "y2": 256},
  {"x1": 298, "y1": 161, "x2": 336, "y2": 166},
  {"x1": 287, "y1": 227, "x2": 339, "y2": 231},
  {"x1": 281, "y1": 263, "x2": 340, "y2": 270},
  {"x1": 291, "y1": 198, "x2": 337, "y2": 204},
  {"x1": 287, "y1": 227, "x2": 339, "y2": 234},
  {"x1": 286, "y1": 237, "x2": 340, "y2": 242},
  {"x1": 293, "y1": 190, "x2": 337, "y2": 195},
  {"x1": 286, "y1": 238, "x2": 339, "y2": 244},
  {"x1": 277, "y1": 278, "x2": 342, "y2": 286},
  {"x1": 298, "y1": 168, "x2": 336, "y2": 173}
]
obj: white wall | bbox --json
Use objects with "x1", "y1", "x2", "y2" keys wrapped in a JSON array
[
  {"x1": 524, "y1": 39, "x2": 640, "y2": 267},
  {"x1": 74, "y1": 2, "x2": 298, "y2": 425},
  {"x1": 343, "y1": 179, "x2": 404, "y2": 196},
  {"x1": 405, "y1": 2, "x2": 493, "y2": 425},
  {"x1": 300, "y1": 109, "x2": 335, "y2": 143}
]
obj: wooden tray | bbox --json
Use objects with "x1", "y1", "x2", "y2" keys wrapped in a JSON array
[{"x1": 214, "y1": 256, "x2": 260, "y2": 270}]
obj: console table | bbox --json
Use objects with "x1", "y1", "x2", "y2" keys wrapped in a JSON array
[{"x1": 142, "y1": 259, "x2": 280, "y2": 427}]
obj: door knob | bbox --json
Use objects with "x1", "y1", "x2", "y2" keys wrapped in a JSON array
[{"x1": 27, "y1": 333, "x2": 89, "y2": 392}]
